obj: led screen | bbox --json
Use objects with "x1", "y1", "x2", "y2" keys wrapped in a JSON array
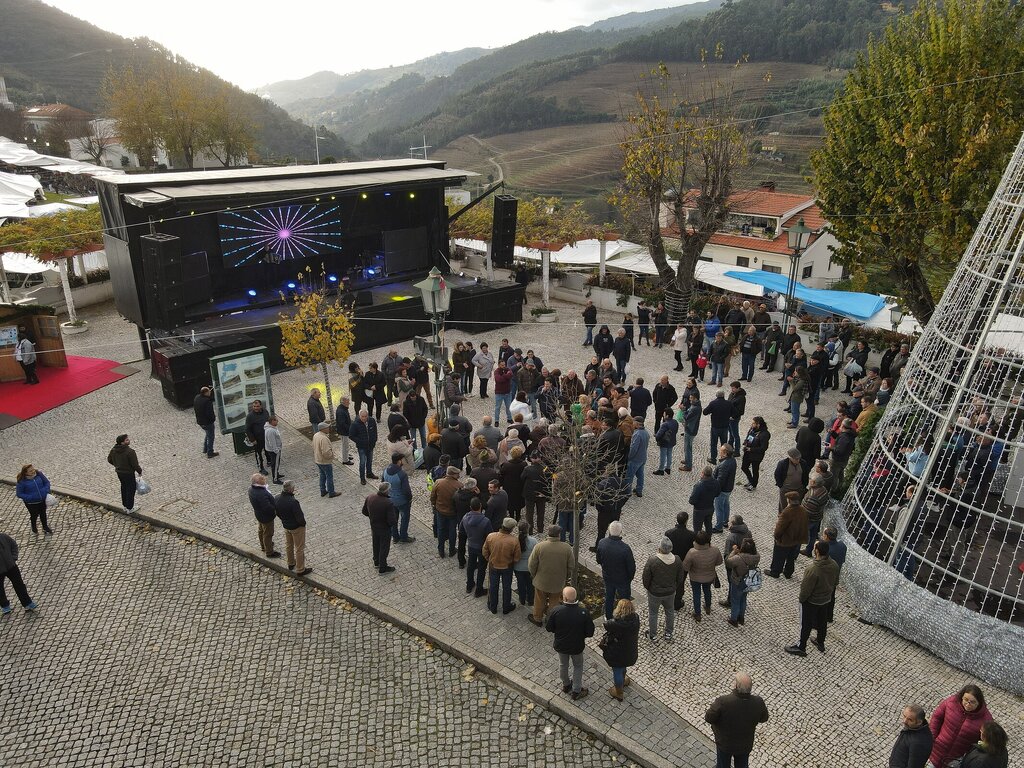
[{"x1": 218, "y1": 204, "x2": 344, "y2": 268}]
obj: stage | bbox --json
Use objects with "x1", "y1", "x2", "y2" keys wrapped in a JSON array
[{"x1": 149, "y1": 276, "x2": 524, "y2": 407}]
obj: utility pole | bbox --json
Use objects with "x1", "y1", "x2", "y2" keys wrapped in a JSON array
[{"x1": 409, "y1": 135, "x2": 431, "y2": 160}]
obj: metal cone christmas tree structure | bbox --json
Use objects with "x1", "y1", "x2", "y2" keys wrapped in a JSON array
[{"x1": 832, "y1": 130, "x2": 1024, "y2": 691}]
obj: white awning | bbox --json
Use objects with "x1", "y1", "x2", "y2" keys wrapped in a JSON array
[{"x1": 1, "y1": 252, "x2": 55, "y2": 274}]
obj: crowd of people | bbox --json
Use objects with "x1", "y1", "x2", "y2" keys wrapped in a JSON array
[{"x1": 4, "y1": 294, "x2": 1014, "y2": 767}]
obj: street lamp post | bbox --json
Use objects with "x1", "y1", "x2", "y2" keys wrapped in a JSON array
[
  {"x1": 782, "y1": 218, "x2": 811, "y2": 333},
  {"x1": 890, "y1": 305, "x2": 905, "y2": 333},
  {"x1": 414, "y1": 266, "x2": 452, "y2": 423}
]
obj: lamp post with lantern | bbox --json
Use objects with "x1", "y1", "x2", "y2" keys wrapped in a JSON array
[
  {"x1": 414, "y1": 266, "x2": 452, "y2": 423},
  {"x1": 782, "y1": 218, "x2": 811, "y2": 333},
  {"x1": 890, "y1": 304, "x2": 905, "y2": 333}
]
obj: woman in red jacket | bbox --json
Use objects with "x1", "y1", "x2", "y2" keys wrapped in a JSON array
[{"x1": 929, "y1": 684, "x2": 993, "y2": 768}]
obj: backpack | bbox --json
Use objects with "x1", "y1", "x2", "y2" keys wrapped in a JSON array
[{"x1": 743, "y1": 566, "x2": 763, "y2": 593}]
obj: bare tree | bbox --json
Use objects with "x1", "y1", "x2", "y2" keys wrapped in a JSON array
[{"x1": 74, "y1": 119, "x2": 119, "y2": 165}]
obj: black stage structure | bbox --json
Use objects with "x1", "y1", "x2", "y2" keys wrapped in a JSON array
[{"x1": 94, "y1": 160, "x2": 524, "y2": 406}]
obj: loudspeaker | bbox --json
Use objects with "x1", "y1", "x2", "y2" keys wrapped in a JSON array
[
  {"x1": 180, "y1": 250, "x2": 212, "y2": 307},
  {"x1": 356, "y1": 290, "x2": 374, "y2": 307},
  {"x1": 140, "y1": 233, "x2": 185, "y2": 330},
  {"x1": 491, "y1": 195, "x2": 518, "y2": 267}
]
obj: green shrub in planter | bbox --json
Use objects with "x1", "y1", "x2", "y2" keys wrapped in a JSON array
[{"x1": 530, "y1": 306, "x2": 557, "y2": 316}]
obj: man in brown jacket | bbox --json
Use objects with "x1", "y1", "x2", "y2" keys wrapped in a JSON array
[
  {"x1": 766, "y1": 491, "x2": 807, "y2": 579},
  {"x1": 785, "y1": 539, "x2": 841, "y2": 656},
  {"x1": 430, "y1": 465, "x2": 462, "y2": 558},
  {"x1": 483, "y1": 517, "x2": 523, "y2": 615},
  {"x1": 527, "y1": 524, "x2": 575, "y2": 626}
]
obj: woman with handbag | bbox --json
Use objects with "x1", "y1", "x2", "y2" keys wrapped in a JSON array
[
  {"x1": 741, "y1": 417, "x2": 771, "y2": 491},
  {"x1": 15, "y1": 464, "x2": 53, "y2": 535},
  {"x1": 601, "y1": 598, "x2": 639, "y2": 701}
]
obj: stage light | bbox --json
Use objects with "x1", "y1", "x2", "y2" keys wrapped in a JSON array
[
  {"x1": 458, "y1": 271, "x2": 465, "y2": 278},
  {"x1": 361, "y1": 193, "x2": 368, "y2": 199},
  {"x1": 315, "y1": 197, "x2": 321, "y2": 202},
  {"x1": 409, "y1": 192, "x2": 416, "y2": 199},
  {"x1": 330, "y1": 196, "x2": 336, "y2": 200},
  {"x1": 287, "y1": 282, "x2": 297, "y2": 290},
  {"x1": 327, "y1": 274, "x2": 338, "y2": 283},
  {"x1": 247, "y1": 289, "x2": 258, "y2": 297},
  {"x1": 367, "y1": 268, "x2": 378, "y2": 277},
  {"x1": 384, "y1": 192, "x2": 391, "y2": 197},
  {"x1": 190, "y1": 211, "x2": 195, "y2": 216},
  {"x1": 278, "y1": 228, "x2": 291, "y2": 240}
]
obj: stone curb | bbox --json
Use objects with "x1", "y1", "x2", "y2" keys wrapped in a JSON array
[{"x1": 3, "y1": 479, "x2": 685, "y2": 768}]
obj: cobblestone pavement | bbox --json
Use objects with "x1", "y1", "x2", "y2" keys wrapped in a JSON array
[
  {"x1": 0, "y1": 487, "x2": 628, "y2": 768},
  {"x1": 2, "y1": 299, "x2": 1021, "y2": 767}
]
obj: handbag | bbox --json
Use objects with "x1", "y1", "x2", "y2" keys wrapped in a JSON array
[
  {"x1": 598, "y1": 632, "x2": 611, "y2": 650},
  {"x1": 45, "y1": 493, "x2": 58, "y2": 507},
  {"x1": 136, "y1": 477, "x2": 152, "y2": 495},
  {"x1": 843, "y1": 360, "x2": 863, "y2": 378},
  {"x1": 696, "y1": 353, "x2": 708, "y2": 370}
]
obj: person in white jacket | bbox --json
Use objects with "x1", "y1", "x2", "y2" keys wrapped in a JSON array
[
  {"x1": 472, "y1": 343, "x2": 496, "y2": 399},
  {"x1": 671, "y1": 325, "x2": 689, "y2": 372},
  {"x1": 264, "y1": 416, "x2": 284, "y2": 485}
]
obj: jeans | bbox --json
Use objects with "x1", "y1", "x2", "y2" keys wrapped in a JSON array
[
  {"x1": 466, "y1": 548, "x2": 486, "y2": 590},
  {"x1": 358, "y1": 448, "x2": 373, "y2": 482},
  {"x1": 392, "y1": 500, "x2": 412, "y2": 541},
  {"x1": 478, "y1": 377, "x2": 489, "y2": 397},
  {"x1": 805, "y1": 519, "x2": 821, "y2": 555},
  {"x1": 714, "y1": 491, "x2": 731, "y2": 530},
  {"x1": 658, "y1": 445, "x2": 673, "y2": 471},
  {"x1": 741, "y1": 352, "x2": 755, "y2": 381},
  {"x1": 317, "y1": 463, "x2": 335, "y2": 495},
  {"x1": 494, "y1": 393, "x2": 513, "y2": 423},
  {"x1": 683, "y1": 433, "x2": 694, "y2": 468},
  {"x1": 557, "y1": 509, "x2": 575, "y2": 545},
  {"x1": 616, "y1": 358, "x2": 628, "y2": 382},
  {"x1": 710, "y1": 361, "x2": 724, "y2": 385},
  {"x1": 728, "y1": 418, "x2": 741, "y2": 451},
  {"x1": 625, "y1": 460, "x2": 645, "y2": 494},
  {"x1": 612, "y1": 666, "x2": 627, "y2": 688},
  {"x1": 709, "y1": 426, "x2": 729, "y2": 462},
  {"x1": 691, "y1": 581, "x2": 712, "y2": 616},
  {"x1": 514, "y1": 569, "x2": 534, "y2": 605},
  {"x1": 26, "y1": 502, "x2": 49, "y2": 534},
  {"x1": 741, "y1": 453, "x2": 761, "y2": 488},
  {"x1": 559, "y1": 652, "x2": 585, "y2": 694},
  {"x1": 524, "y1": 497, "x2": 546, "y2": 534},
  {"x1": 790, "y1": 400, "x2": 801, "y2": 427},
  {"x1": 729, "y1": 581, "x2": 748, "y2": 622},
  {"x1": 584, "y1": 325, "x2": 595, "y2": 345},
  {"x1": 527, "y1": 392, "x2": 539, "y2": 417},
  {"x1": 639, "y1": 324, "x2": 650, "y2": 345},
  {"x1": 411, "y1": 425, "x2": 426, "y2": 450},
  {"x1": 461, "y1": 369, "x2": 473, "y2": 396},
  {"x1": 437, "y1": 515, "x2": 456, "y2": 556},
  {"x1": 693, "y1": 510, "x2": 712, "y2": 536},
  {"x1": 117, "y1": 472, "x2": 137, "y2": 510},
  {"x1": 647, "y1": 593, "x2": 675, "y2": 637},
  {"x1": 603, "y1": 579, "x2": 632, "y2": 620},
  {"x1": 716, "y1": 748, "x2": 750, "y2": 768},
  {"x1": 488, "y1": 566, "x2": 514, "y2": 612},
  {"x1": 201, "y1": 423, "x2": 215, "y2": 455}
]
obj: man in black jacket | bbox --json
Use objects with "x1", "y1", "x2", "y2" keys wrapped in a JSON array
[
  {"x1": 665, "y1": 511, "x2": 696, "y2": 610},
  {"x1": 703, "y1": 390, "x2": 733, "y2": 464},
  {"x1": 335, "y1": 396, "x2": 354, "y2": 465},
  {"x1": 245, "y1": 400, "x2": 270, "y2": 475},
  {"x1": 705, "y1": 672, "x2": 770, "y2": 768},
  {"x1": 275, "y1": 481, "x2": 311, "y2": 576},
  {"x1": 441, "y1": 420, "x2": 469, "y2": 472},
  {"x1": 727, "y1": 382, "x2": 746, "y2": 452},
  {"x1": 581, "y1": 300, "x2": 598, "y2": 346},
  {"x1": 307, "y1": 388, "x2": 326, "y2": 432},
  {"x1": 248, "y1": 473, "x2": 280, "y2": 558},
  {"x1": 402, "y1": 389, "x2": 428, "y2": 449},
  {"x1": 888, "y1": 705, "x2": 932, "y2": 768},
  {"x1": 689, "y1": 466, "x2": 721, "y2": 535},
  {"x1": 363, "y1": 483, "x2": 399, "y2": 574},
  {"x1": 193, "y1": 386, "x2": 218, "y2": 458},
  {"x1": 652, "y1": 375, "x2": 678, "y2": 433},
  {"x1": 545, "y1": 586, "x2": 595, "y2": 700}
]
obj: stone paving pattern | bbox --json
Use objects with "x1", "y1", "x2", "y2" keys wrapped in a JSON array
[
  {"x1": 0, "y1": 488, "x2": 629, "y2": 768},
  {"x1": 2, "y1": 299, "x2": 1022, "y2": 767}
]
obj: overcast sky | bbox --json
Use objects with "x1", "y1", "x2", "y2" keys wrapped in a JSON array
[{"x1": 42, "y1": 0, "x2": 703, "y2": 90}]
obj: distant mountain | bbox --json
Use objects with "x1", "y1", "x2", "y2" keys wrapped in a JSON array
[
  {"x1": 0, "y1": 0, "x2": 349, "y2": 162},
  {"x1": 583, "y1": 0, "x2": 724, "y2": 32},
  {"x1": 257, "y1": 48, "x2": 492, "y2": 108}
]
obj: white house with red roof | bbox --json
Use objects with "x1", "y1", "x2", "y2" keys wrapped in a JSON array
[{"x1": 660, "y1": 184, "x2": 846, "y2": 289}]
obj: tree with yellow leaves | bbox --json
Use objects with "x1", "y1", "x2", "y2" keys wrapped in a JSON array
[{"x1": 279, "y1": 268, "x2": 356, "y2": 425}]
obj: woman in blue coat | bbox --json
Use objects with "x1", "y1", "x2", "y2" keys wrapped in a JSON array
[{"x1": 15, "y1": 464, "x2": 52, "y2": 534}]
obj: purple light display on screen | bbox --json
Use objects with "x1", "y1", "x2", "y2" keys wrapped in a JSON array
[{"x1": 219, "y1": 204, "x2": 343, "y2": 268}]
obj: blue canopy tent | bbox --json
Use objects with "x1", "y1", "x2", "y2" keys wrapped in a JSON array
[{"x1": 723, "y1": 270, "x2": 885, "y2": 322}]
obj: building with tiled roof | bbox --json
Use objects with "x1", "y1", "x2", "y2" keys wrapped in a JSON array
[
  {"x1": 21, "y1": 103, "x2": 94, "y2": 131},
  {"x1": 660, "y1": 185, "x2": 845, "y2": 289}
]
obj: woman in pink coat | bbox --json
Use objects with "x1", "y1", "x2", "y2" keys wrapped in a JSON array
[{"x1": 929, "y1": 684, "x2": 993, "y2": 768}]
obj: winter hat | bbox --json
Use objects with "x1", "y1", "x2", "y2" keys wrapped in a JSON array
[
  {"x1": 446, "y1": 466, "x2": 461, "y2": 477},
  {"x1": 318, "y1": 422, "x2": 330, "y2": 431},
  {"x1": 501, "y1": 518, "x2": 517, "y2": 532}
]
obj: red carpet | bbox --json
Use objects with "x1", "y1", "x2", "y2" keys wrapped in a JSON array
[{"x1": 0, "y1": 355, "x2": 134, "y2": 424}]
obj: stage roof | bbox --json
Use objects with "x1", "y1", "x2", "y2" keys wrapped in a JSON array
[{"x1": 121, "y1": 165, "x2": 473, "y2": 208}]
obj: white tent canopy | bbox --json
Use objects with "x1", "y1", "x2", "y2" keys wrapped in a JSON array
[
  {"x1": 2, "y1": 252, "x2": 55, "y2": 275},
  {"x1": 0, "y1": 171, "x2": 43, "y2": 204}
]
